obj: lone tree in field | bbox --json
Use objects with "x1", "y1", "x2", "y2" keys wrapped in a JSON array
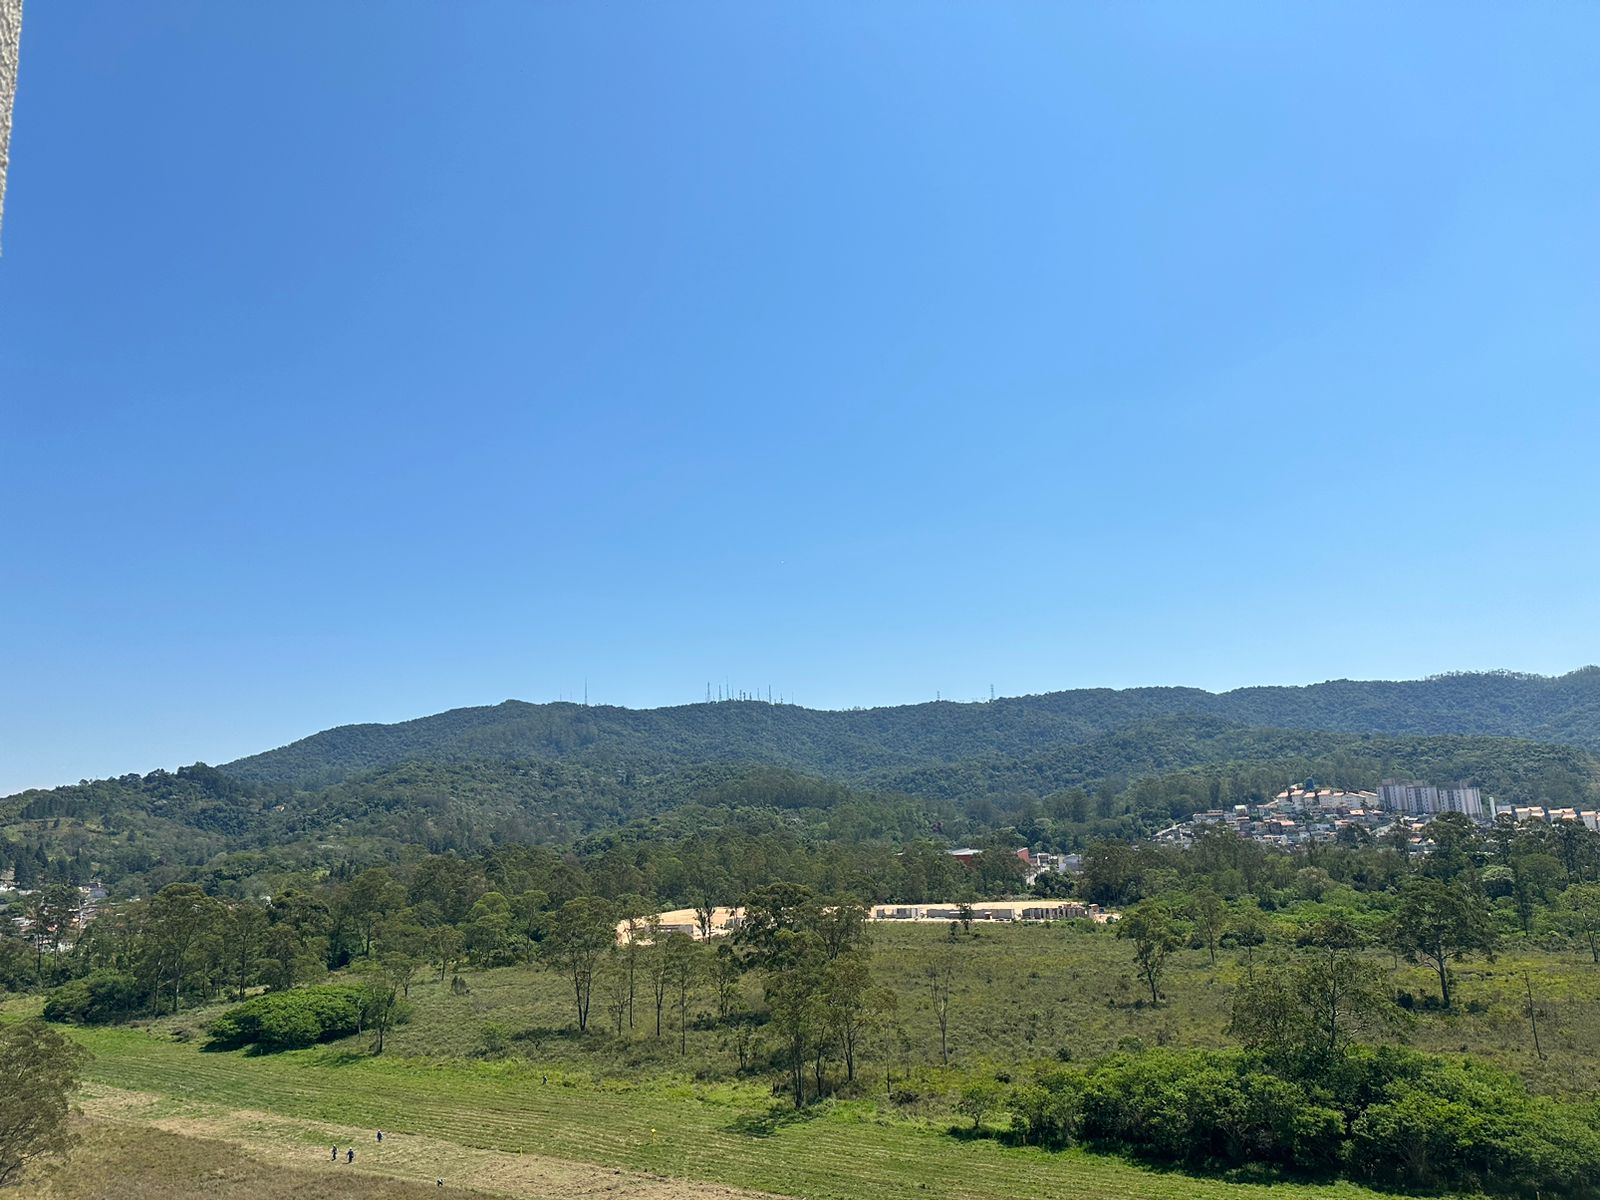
[
  {"x1": 923, "y1": 947, "x2": 959, "y2": 1065},
  {"x1": 1117, "y1": 902, "x2": 1183, "y2": 1005},
  {"x1": 646, "y1": 918, "x2": 670, "y2": 1037},
  {"x1": 614, "y1": 893, "x2": 651, "y2": 1028},
  {"x1": 1224, "y1": 905, "x2": 1270, "y2": 973},
  {"x1": 600, "y1": 949, "x2": 632, "y2": 1035},
  {"x1": 1560, "y1": 882, "x2": 1600, "y2": 963},
  {"x1": 0, "y1": 1020, "x2": 88, "y2": 1187},
  {"x1": 1187, "y1": 888, "x2": 1227, "y2": 967},
  {"x1": 358, "y1": 954, "x2": 418, "y2": 1055},
  {"x1": 823, "y1": 950, "x2": 873, "y2": 1083},
  {"x1": 766, "y1": 954, "x2": 826, "y2": 1109},
  {"x1": 544, "y1": 896, "x2": 616, "y2": 1033},
  {"x1": 1230, "y1": 915, "x2": 1402, "y2": 1071},
  {"x1": 711, "y1": 942, "x2": 741, "y2": 1020},
  {"x1": 957, "y1": 1079, "x2": 1005, "y2": 1131},
  {"x1": 1389, "y1": 877, "x2": 1496, "y2": 1009},
  {"x1": 663, "y1": 932, "x2": 702, "y2": 1055}
]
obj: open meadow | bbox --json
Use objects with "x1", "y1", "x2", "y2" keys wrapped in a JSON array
[
  {"x1": 16, "y1": 921, "x2": 1600, "y2": 1198},
  {"x1": 26, "y1": 1027, "x2": 1398, "y2": 1200}
]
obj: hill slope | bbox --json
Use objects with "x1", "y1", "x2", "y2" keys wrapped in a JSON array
[
  {"x1": 10, "y1": 669, "x2": 1600, "y2": 895},
  {"x1": 223, "y1": 668, "x2": 1600, "y2": 789}
]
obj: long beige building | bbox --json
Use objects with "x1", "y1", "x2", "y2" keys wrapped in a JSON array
[{"x1": 617, "y1": 898, "x2": 1111, "y2": 944}]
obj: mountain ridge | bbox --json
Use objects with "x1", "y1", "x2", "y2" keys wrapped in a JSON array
[
  {"x1": 10, "y1": 672, "x2": 1600, "y2": 895},
  {"x1": 220, "y1": 667, "x2": 1600, "y2": 790}
]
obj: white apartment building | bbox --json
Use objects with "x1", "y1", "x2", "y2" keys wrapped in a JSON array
[{"x1": 1378, "y1": 779, "x2": 1484, "y2": 819}]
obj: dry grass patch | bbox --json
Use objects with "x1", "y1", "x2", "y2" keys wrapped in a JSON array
[
  {"x1": 67, "y1": 1086, "x2": 787, "y2": 1200},
  {"x1": 23, "y1": 1121, "x2": 470, "y2": 1200}
]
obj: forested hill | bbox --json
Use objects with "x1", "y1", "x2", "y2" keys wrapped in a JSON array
[
  {"x1": 224, "y1": 668, "x2": 1600, "y2": 789},
  {"x1": 9, "y1": 679, "x2": 1600, "y2": 894}
]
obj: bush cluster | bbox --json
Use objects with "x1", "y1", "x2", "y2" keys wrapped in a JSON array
[
  {"x1": 1076, "y1": 1050, "x2": 1344, "y2": 1171},
  {"x1": 205, "y1": 985, "x2": 362, "y2": 1051},
  {"x1": 1000, "y1": 1047, "x2": 1600, "y2": 1199},
  {"x1": 41, "y1": 970, "x2": 144, "y2": 1025}
]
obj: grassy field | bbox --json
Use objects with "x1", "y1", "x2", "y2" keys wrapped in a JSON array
[
  {"x1": 303, "y1": 922, "x2": 1597, "y2": 1096},
  {"x1": 26, "y1": 1085, "x2": 770, "y2": 1200},
  {"x1": 14, "y1": 922, "x2": 1600, "y2": 1199},
  {"x1": 36, "y1": 1023, "x2": 1400, "y2": 1200}
]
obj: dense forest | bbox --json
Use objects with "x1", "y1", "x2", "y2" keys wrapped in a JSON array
[
  {"x1": 5, "y1": 671, "x2": 1600, "y2": 897},
  {"x1": 221, "y1": 668, "x2": 1600, "y2": 790}
]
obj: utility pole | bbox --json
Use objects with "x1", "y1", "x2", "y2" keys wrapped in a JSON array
[{"x1": 1524, "y1": 971, "x2": 1545, "y2": 1060}]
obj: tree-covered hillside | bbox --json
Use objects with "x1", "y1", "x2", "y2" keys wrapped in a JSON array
[
  {"x1": 5, "y1": 730, "x2": 1598, "y2": 898},
  {"x1": 223, "y1": 668, "x2": 1600, "y2": 790},
  {"x1": 8, "y1": 669, "x2": 1600, "y2": 896}
]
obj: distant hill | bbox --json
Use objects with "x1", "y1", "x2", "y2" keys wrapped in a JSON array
[
  {"x1": 223, "y1": 668, "x2": 1600, "y2": 790},
  {"x1": 9, "y1": 668, "x2": 1600, "y2": 894}
]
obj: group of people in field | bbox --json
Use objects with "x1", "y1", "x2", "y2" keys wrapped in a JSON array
[{"x1": 328, "y1": 1130, "x2": 445, "y2": 1187}]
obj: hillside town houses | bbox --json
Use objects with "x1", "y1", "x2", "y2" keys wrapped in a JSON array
[
  {"x1": 0, "y1": 877, "x2": 107, "y2": 944},
  {"x1": 1155, "y1": 780, "x2": 1600, "y2": 851}
]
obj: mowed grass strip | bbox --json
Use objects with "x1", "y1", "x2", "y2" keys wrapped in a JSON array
[{"x1": 68, "y1": 1026, "x2": 1428, "y2": 1200}]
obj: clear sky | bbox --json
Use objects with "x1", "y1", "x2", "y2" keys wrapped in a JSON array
[{"x1": 3, "y1": 3, "x2": 1598, "y2": 794}]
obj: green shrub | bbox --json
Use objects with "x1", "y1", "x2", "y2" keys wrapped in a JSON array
[
  {"x1": 1080, "y1": 1050, "x2": 1357, "y2": 1173},
  {"x1": 1007, "y1": 1068, "x2": 1080, "y2": 1148},
  {"x1": 1062, "y1": 1045, "x2": 1600, "y2": 1199},
  {"x1": 955, "y1": 1080, "x2": 1005, "y2": 1130},
  {"x1": 1342, "y1": 1051, "x2": 1600, "y2": 1199},
  {"x1": 205, "y1": 985, "x2": 361, "y2": 1051},
  {"x1": 42, "y1": 970, "x2": 144, "y2": 1025},
  {"x1": 256, "y1": 1004, "x2": 321, "y2": 1050}
]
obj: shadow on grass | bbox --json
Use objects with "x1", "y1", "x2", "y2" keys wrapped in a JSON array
[
  {"x1": 937, "y1": 1127, "x2": 1342, "y2": 1193},
  {"x1": 945, "y1": 1125, "x2": 990, "y2": 1142},
  {"x1": 308, "y1": 1049, "x2": 371, "y2": 1067},
  {"x1": 725, "y1": 1103, "x2": 825, "y2": 1139},
  {"x1": 508, "y1": 1024, "x2": 586, "y2": 1055},
  {"x1": 510, "y1": 1025, "x2": 584, "y2": 1044},
  {"x1": 197, "y1": 1039, "x2": 286, "y2": 1056}
]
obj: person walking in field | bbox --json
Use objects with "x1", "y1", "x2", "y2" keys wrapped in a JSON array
[
  {"x1": 376, "y1": 1130, "x2": 383, "y2": 1143},
  {"x1": 346, "y1": 1148, "x2": 355, "y2": 1164},
  {"x1": 331, "y1": 1146, "x2": 338, "y2": 1161}
]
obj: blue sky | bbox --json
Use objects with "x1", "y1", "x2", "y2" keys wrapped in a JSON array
[{"x1": 3, "y1": 3, "x2": 1598, "y2": 793}]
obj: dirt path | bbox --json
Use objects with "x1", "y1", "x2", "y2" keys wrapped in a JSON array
[{"x1": 79, "y1": 1085, "x2": 792, "y2": 1200}]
